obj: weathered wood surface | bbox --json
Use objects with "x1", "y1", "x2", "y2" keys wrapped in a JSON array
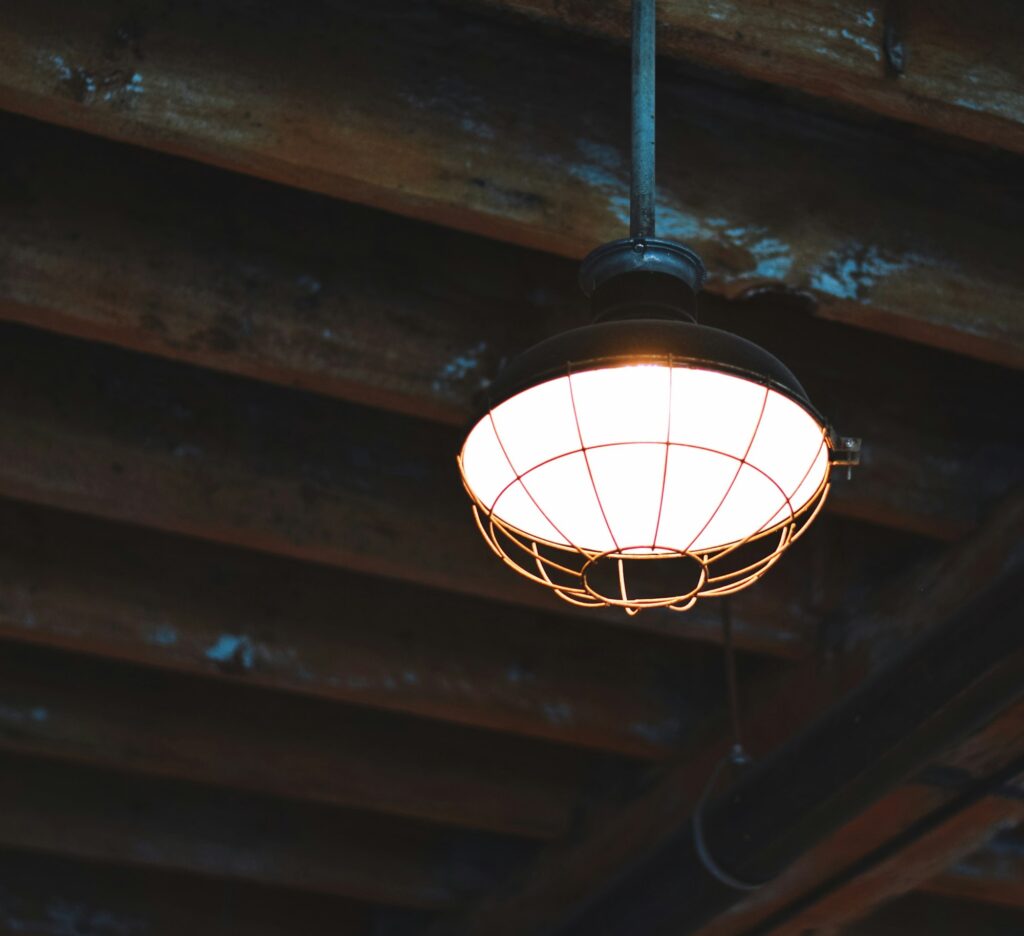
[
  {"x1": 2, "y1": 120, "x2": 1019, "y2": 543},
  {"x1": 0, "y1": 497, "x2": 746, "y2": 760},
  {"x1": 847, "y1": 893, "x2": 1024, "y2": 936},
  {"x1": 0, "y1": 641, "x2": 613, "y2": 838},
  {"x1": 0, "y1": 849, "x2": 418, "y2": 936},
  {"x1": 921, "y1": 826, "x2": 1024, "y2": 909},
  {"x1": 0, "y1": 1, "x2": 1022, "y2": 367},
  {"x1": 0, "y1": 754, "x2": 532, "y2": 909},
  {"x1": 465, "y1": 1, "x2": 1024, "y2": 155},
  {"x1": 757, "y1": 794, "x2": 1024, "y2": 935},
  {"x1": 692, "y1": 702, "x2": 1024, "y2": 936},
  {"x1": 685, "y1": 698, "x2": 1024, "y2": 935},
  {"x1": 0, "y1": 114, "x2": 562, "y2": 428},
  {"x1": 428, "y1": 489, "x2": 1024, "y2": 935},
  {"x1": 686, "y1": 786, "x2": 959, "y2": 936}
]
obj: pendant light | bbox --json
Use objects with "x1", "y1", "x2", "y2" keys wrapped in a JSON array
[{"x1": 458, "y1": 0, "x2": 856, "y2": 615}]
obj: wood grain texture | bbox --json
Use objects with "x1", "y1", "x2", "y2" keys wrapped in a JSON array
[
  {"x1": 0, "y1": 754, "x2": 534, "y2": 908},
  {"x1": 690, "y1": 699, "x2": 1024, "y2": 936},
  {"x1": 761, "y1": 796, "x2": 1024, "y2": 935},
  {"x1": 0, "y1": 114, "x2": 563, "y2": 428},
  {"x1": 687, "y1": 695, "x2": 1024, "y2": 935},
  {"x1": 0, "y1": 497, "x2": 747, "y2": 759},
  {"x1": 464, "y1": 1, "x2": 1024, "y2": 154},
  {"x1": 921, "y1": 826, "x2": 1024, "y2": 909},
  {"x1": 847, "y1": 892, "x2": 1024, "y2": 936},
  {"x1": 0, "y1": 848, "x2": 423, "y2": 936},
  {"x1": 0, "y1": 0, "x2": 1021, "y2": 367},
  {"x1": 0, "y1": 641, "x2": 613, "y2": 839}
]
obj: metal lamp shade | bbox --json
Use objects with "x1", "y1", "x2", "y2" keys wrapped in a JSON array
[{"x1": 458, "y1": 320, "x2": 833, "y2": 614}]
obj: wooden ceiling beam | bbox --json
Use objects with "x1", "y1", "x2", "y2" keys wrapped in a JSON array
[
  {"x1": 679, "y1": 663, "x2": 1024, "y2": 933},
  {"x1": 427, "y1": 489, "x2": 1024, "y2": 935},
  {"x1": 0, "y1": 754, "x2": 532, "y2": 909},
  {"x1": 463, "y1": 1, "x2": 1024, "y2": 155},
  {"x1": 0, "y1": 848, "x2": 417, "y2": 936},
  {"x1": 0, "y1": 0, "x2": 1021, "y2": 367},
  {"x1": 919, "y1": 825, "x2": 1024, "y2": 910},
  {"x1": 0, "y1": 497, "x2": 747, "y2": 760},
  {"x1": 2, "y1": 118, "x2": 1018, "y2": 545},
  {"x1": 682, "y1": 687, "x2": 1024, "y2": 936},
  {"x1": 845, "y1": 893, "x2": 1024, "y2": 936},
  {"x1": 707, "y1": 712, "x2": 1024, "y2": 935},
  {"x1": 0, "y1": 640, "x2": 611, "y2": 839},
  {"x1": 0, "y1": 113, "x2": 558, "y2": 429}
]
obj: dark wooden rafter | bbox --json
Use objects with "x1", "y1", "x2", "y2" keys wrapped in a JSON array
[
  {"x1": 659, "y1": 703, "x2": 1024, "y2": 936},
  {"x1": 462, "y1": 1, "x2": 1024, "y2": 155},
  {"x1": 0, "y1": 0, "x2": 1021, "y2": 368},
  {"x1": 688, "y1": 703, "x2": 1024, "y2": 936},
  {"x1": 1, "y1": 118, "x2": 1019, "y2": 547},
  {"x1": 919, "y1": 824, "x2": 1024, "y2": 910},
  {"x1": 0, "y1": 639, "x2": 617, "y2": 839},
  {"x1": 762, "y1": 789, "x2": 1024, "y2": 934},
  {"x1": 428, "y1": 488, "x2": 1024, "y2": 935},
  {"x1": 0, "y1": 848, "x2": 426, "y2": 936},
  {"x1": 847, "y1": 892, "x2": 1024, "y2": 936},
  {"x1": 0, "y1": 113, "x2": 558, "y2": 429},
  {"x1": 0, "y1": 497, "x2": 756, "y2": 759},
  {"x1": 0, "y1": 754, "x2": 535, "y2": 909}
]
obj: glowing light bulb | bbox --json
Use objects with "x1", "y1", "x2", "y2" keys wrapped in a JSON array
[{"x1": 461, "y1": 363, "x2": 829, "y2": 558}]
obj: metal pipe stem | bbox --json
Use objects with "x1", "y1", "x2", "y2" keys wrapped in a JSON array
[{"x1": 630, "y1": 0, "x2": 656, "y2": 239}]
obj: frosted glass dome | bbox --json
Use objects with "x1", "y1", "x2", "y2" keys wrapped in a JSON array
[{"x1": 461, "y1": 363, "x2": 829, "y2": 557}]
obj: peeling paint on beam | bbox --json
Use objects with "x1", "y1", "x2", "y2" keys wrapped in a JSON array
[{"x1": 0, "y1": 0, "x2": 1020, "y2": 367}]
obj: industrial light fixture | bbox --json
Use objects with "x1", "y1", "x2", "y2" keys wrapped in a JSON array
[{"x1": 458, "y1": 0, "x2": 857, "y2": 614}]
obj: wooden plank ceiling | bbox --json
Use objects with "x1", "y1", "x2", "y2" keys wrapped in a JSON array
[{"x1": 0, "y1": 1, "x2": 1020, "y2": 934}]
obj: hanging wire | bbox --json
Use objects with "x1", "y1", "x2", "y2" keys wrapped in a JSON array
[{"x1": 691, "y1": 598, "x2": 766, "y2": 891}]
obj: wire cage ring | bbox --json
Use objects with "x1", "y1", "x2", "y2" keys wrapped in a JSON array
[{"x1": 460, "y1": 449, "x2": 831, "y2": 616}]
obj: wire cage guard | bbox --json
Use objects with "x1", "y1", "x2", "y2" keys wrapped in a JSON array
[{"x1": 459, "y1": 360, "x2": 835, "y2": 616}]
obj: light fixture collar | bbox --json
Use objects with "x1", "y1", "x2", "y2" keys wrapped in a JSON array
[{"x1": 579, "y1": 238, "x2": 707, "y2": 296}]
